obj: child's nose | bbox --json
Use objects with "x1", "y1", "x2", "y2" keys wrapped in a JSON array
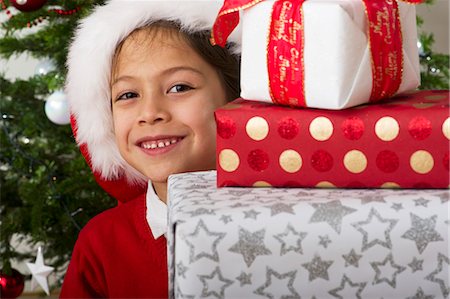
[{"x1": 137, "y1": 95, "x2": 171, "y2": 125}]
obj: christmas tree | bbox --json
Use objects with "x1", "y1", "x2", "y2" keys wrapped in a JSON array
[
  {"x1": 0, "y1": 0, "x2": 448, "y2": 295},
  {"x1": 0, "y1": 0, "x2": 113, "y2": 294}
]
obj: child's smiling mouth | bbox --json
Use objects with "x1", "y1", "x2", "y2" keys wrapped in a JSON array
[{"x1": 137, "y1": 136, "x2": 185, "y2": 153}]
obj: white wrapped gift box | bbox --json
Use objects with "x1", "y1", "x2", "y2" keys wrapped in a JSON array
[
  {"x1": 167, "y1": 171, "x2": 449, "y2": 299},
  {"x1": 240, "y1": 0, "x2": 421, "y2": 109}
]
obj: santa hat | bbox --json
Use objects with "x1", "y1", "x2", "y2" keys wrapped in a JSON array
[{"x1": 66, "y1": 0, "x2": 241, "y2": 200}]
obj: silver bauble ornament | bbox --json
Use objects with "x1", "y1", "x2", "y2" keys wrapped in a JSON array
[{"x1": 44, "y1": 90, "x2": 70, "y2": 125}]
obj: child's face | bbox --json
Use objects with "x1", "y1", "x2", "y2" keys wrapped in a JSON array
[{"x1": 111, "y1": 29, "x2": 228, "y2": 185}]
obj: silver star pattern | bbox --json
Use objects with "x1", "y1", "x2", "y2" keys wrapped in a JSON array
[
  {"x1": 318, "y1": 235, "x2": 332, "y2": 248},
  {"x1": 229, "y1": 227, "x2": 272, "y2": 267},
  {"x1": 219, "y1": 214, "x2": 233, "y2": 224},
  {"x1": 176, "y1": 261, "x2": 188, "y2": 278},
  {"x1": 184, "y1": 219, "x2": 225, "y2": 263},
  {"x1": 266, "y1": 202, "x2": 296, "y2": 216},
  {"x1": 391, "y1": 203, "x2": 403, "y2": 212},
  {"x1": 352, "y1": 208, "x2": 398, "y2": 251},
  {"x1": 408, "y1": 257, "x2": 424, "y2": 273},
  {"x1": 328, "y1": 274, "x2": 367, "y2": 299},
  {"x1": 273, "y1": 223, "x2": 307, "y2": 255},
  {"x1": 295, "y1": 191, "x2": 313, "y2": 197},
  {"x1": 227, "y1": 189, "x2": 254, "y2": 196},
  {"x1": 198, "y1": 267, "x2": 233, "y2": 299},
  {"x1": 254, "y1": 267, "x2": 300, "y2": 299},
  {"x1": 309, "y1": 201, "x2": 356, "y2": 234},
  {"x1": 228, "y1": 196, "x2": 244, "y2": 202},
  {"x1": 425, "y1": 253, "x2": 450, "y2": 298},
  {"x1": 187, "y1": 207, "x2": 215, "y2": 216},
  {"x1": 414, "y1": 198, "x2": 429, "y2": 207},
  {"x1": 360, "y1": 194, "x2": 386, "y2": 204},
  {"x1": 371, "y1": 253, "x2": 406, "y2": 288},
  {"x1": 302, "y1": 255, "x2": 333, "y2": 282},
  {"x1": 243, "y1": 209, "x2": 260, "y2": 220},
  {"x1": 230, "y1": 202, "x2": 247, "y2": 208},
  {"x1": 402, "y1": 213, "x2": 443, "y2": 254},
  {"x1": 167, "y1": 172, "x2": 449, "y2": 298},
  {"x1": 342, "y1": 249, "x2": 363, "y2": 267},
  {"x1": 185, "y1": 184, "x2": 210, "y2": 190},
  {"x1": 236, "y1": 271, "x2": 252, "y2": 286},
  {"x1": 406, "y1": 287, "x2": 435, "y2": 299},
  {"x1": 439, "y1": 192, "x2": 449, "y2": 203},
  {"x1": 175, "y1": 285, "x2": 195, "y2": 299}
]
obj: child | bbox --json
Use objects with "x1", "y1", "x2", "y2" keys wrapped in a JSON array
[{"x1": 60, "y1": 1, "x2": 241, "y2": 297}]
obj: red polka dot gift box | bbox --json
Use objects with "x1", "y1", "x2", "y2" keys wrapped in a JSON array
[{"x1": 215, "y1": 90, "x2": 449, "y2": 188}]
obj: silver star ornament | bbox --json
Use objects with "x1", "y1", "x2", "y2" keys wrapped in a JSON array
[{"x1": 26, "y1": 246, "x2": 54, "y2": 295}]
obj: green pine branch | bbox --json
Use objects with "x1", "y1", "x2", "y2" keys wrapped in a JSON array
[{"x1": 0, "y1": 0, "x2": 113, "y2": 286}]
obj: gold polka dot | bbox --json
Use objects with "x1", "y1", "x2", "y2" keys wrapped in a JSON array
[
  {"x1": 246, "y1": 116, "x2": 269, "y2": 141},
  {"x1": 316, "y1": 181, "x2": 336, "y2": 188},
  {"x1": 442, "y1": 118, "x2": 450, "y2": 140},
  {"x1": 375, "y1": 116, "x2": 399, "y2": 141},
  {"x1": 381, "y1": 182, "x2": 400, "y2": 188},
  {"x1": 424, "y1": 94, "x2": 446, "y2": 101},
  {"x1": 413, "y1": 103, "x2": 435, "y2": 109},
  {"x1": 279, "y1": 150, "x2": 302, "y2": 173},
  {"x1": 343, "y1": 150, "x2": 367, "y2": 173},
  {"x1": 309, "y1": 116, "x2": 333, "y2": 141},
  {"x1": 218, "y1": 149, "x2": 240, "y2": 172},
  {"x1": 410, "y1": 150, "x2": 434, "y2": 174},
  {"x1": 253, "y1": 181, "x2": 272, "y2": 187}
]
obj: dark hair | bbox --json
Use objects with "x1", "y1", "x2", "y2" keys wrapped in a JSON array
[{"x1": 111, "y1": 20, "x2": 240, "y2": 102}]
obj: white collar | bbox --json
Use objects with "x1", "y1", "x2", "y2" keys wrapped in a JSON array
[{"x1": 145, "y1": 181, "x2": 168, "y2": 239}]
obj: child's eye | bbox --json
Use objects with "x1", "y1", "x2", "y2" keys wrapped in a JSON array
[
  {"x1": 117, "y1": 91, "x2": 138, "y2": 101},
  {"x1": 168, "y1": 84, "x2": 193, "y2": 94}
]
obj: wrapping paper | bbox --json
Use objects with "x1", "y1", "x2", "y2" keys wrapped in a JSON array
[
  {"x1": 167, "y1": 171, "x2": 449, "y2": 299},
  {"x1": 215, "y1": 90, "x2": 450, "y2": 188},
  {"x1": 240, "y1": 0, "x2": 420, "y2": 109}
]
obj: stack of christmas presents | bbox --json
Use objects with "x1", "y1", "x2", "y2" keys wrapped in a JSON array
[{"x1": 167, "y1": 0, "x2": 449, "y2": 298}]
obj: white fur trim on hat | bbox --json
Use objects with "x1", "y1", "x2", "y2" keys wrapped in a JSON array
[{"x1": 66, "y1": 0, "x2": 241, "y2": 183}]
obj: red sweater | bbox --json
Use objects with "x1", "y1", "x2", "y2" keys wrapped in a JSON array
[{"x1": 60, "y1": 194, "x2": 168, "y2": 298}]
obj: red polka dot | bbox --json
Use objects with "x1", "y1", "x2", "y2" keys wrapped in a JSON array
[
  {"x1": 443, "y1": 153, "x2": 449, "y2": 171},
  {"x1": 216, "y1": 116, "x2": 236, "y2": 139},
  {"x1": 221, "y1": 180, "x2": 238, "y2": 187},
  {"x1": 342, "y1": 117, "x2": 365, "y2": 140},
  {"x1": 311, "y1": 150, "x2": 333, "y2": 172},
  {"x1": 248, "y1": 149, "x2": 270, "y2": 171},
  {"x1": 413, "y1": 182, "x2": 432, "y2": 188},
  {"x1": 376, "y1": 150, "x2": 399, "y2": 173},
  {"x1": 278, "y1": 117, "x2": 299, "y2": 139},
  {"x1": 346, "y1": 181, "x2": 366, "y2": 188},
  {"x1": 408, "y1": 116, "x2": 432, "y2": 140},
  {"x1": 283, "y1": 181, "x2": 301, "y2": 187}
]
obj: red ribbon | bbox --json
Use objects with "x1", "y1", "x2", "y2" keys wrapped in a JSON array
[
  {"x1": 212, "y1": 0, "x2": 423, "y2": 107},
  {"x1": 267, "y1": 0, "x2": 306, "y2": 106},
  {"x1": 211, "y1": 0, "x2": 264, "y2": 47},
  {"x1": 363, "y1": 0, "x2": 401, "y2": 100}
]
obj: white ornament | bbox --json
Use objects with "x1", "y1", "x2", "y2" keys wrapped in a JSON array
[
  {"x1": 35, "y1": 59, "x2": 56, "y2": 76},
  {"x1": 44, "y1": 90, "x2": 70, "y2": 125},
  {"x1": 25, "y1": 247, "x2": 54, "y2": 295},
  {"x1": 16, "y1": 0, "x2": 27, "y2": 5}
]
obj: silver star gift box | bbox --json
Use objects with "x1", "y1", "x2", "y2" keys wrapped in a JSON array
[{"x1": 167, "y1": 171, "x2": 449, "y2": 299}]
